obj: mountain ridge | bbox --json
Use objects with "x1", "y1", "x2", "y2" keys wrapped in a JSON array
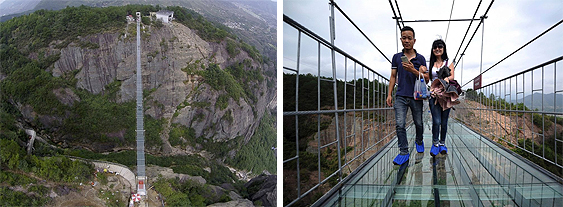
[
  {"x1": 0, "y1": 0, "x2": 276, "y2": 65},
  {"x1": 513, "y1": 92, "x2": 563, "y2": 112}
]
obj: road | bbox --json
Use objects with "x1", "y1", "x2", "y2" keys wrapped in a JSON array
[{"x1": 68, "y1": 156, "x2": 136, "y2": 191}]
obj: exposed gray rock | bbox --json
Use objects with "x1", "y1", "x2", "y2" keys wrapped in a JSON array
[
  {"x1": 207, "y1": 185, "x2": 226, "y2": 200},
  {"x1": 221, "y1": 183, "x2": 235, "y2": 191},
  {"x1": 46, "y1": 21, "x2": 275, "y2": 147},
  {"x1": 146, "y1": 166, "x2": 206, "y2": 185},
  {"x1": 118, "y1": 77, "x2": 136, "y2": 103},
  {"x1": 207, "y1": 199, "x2": 254, "y2": 207},
  {"x1": 19, "y1": 104, "x2": 37, "y2": 123},
  {"x1": 228, "y1": 191, "x2": 242, "y2": 200},
  {"x1": 52, "y1": 88, "x2": 80, "y2": 106},
  {"x1": 37, "y1": 114, "x2": 63, "y2": 130},
  {"x1": 245, "y1": 174, "x2": 276, "y2": 207}
]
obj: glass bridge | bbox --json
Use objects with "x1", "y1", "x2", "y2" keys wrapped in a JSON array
[
  {"x1": 283, "y1": 1, "x2": 563, "y2": 206},
  {"x1": 314, "y1": 112, "x2": 563, "y2": 206}
]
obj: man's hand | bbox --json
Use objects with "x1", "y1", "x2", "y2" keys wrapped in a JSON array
[
  {"x1": 386, "y1": 95, "x2": 393, "y2": 107},
  {"x1": 402, "y1": 61, "x2": 415, "y2": 74}
]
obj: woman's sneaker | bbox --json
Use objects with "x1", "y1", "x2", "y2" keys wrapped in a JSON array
[
  {"x1": 430, "y1": 144, "x2": 440, "y2": 156},
  {"x1": 439, "y1": 144, "x2": 448, "y2": 154}
]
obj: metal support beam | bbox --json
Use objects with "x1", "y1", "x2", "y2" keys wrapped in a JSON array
[
  {"x1": 400, "y1": 18, "x2": 480, "y2": 23},
  {"x1": 329, "y1": 0, "x2": 343, "y2": 186}
]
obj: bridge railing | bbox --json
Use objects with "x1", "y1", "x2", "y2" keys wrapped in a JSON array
[
  {"x1": 453, "y1": 56, "x2": 563, "y2": 179},
  {"x1": 282, "y1": 14, "x2": 406, "y2": 206}
]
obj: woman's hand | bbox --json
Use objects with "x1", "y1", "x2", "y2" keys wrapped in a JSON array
[{"x1": 419, "y1": 66, "x2": 427, "y2": 73}]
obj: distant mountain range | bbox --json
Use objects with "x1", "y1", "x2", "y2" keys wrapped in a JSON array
[
  {"x1": 0, "y1": 0, "x2": 276, "y2": 61},
  {"x1": 0, "y1": 0, "x2": 41, "y2": 17},
  {"x1": 513, "y1": 93, "x2": 563, "y2": 112}
]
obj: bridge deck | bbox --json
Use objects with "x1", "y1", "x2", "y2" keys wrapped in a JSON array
[{"x1": 317, "y1": 112, "x2": 563, "y2": 207}]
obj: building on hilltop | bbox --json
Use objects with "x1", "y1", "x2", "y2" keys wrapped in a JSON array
[
  {"x1": 156, "y1": 10, "x2": 174, "y2": 24},
  {"x1": 126, "y1": 15, "x2": 134, "y2": 22}
]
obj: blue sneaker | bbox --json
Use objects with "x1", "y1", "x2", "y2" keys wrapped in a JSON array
[
  {"x1": 439, "y1": 144, "x2": 448, "y2": 154},
  {"x1": 430, "y1": 144, "x2": 440, "y2": 156},
  {"x1": 393, "y1": 153, "x2": 410, "y2": 165},
  {"x1": 416, "y1": 141, "x2": 424, "y2": 153}
]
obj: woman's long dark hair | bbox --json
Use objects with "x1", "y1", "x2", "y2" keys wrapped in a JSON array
[{"x1": 429, "y1": 39, "x2": 448, "y2": 80}]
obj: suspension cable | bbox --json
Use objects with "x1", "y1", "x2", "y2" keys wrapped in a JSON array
[
  {"x1": 389, "y1": 0, "x2": 401, "y2": 53},
  {"x1": 452, "y1": 0, "x2": 483, "y2": 63},
  {"x1": 454, "y1": 0, "x2": 495, "y2": 68},
  {"x1": 394, "y1": 0, "x2": 405, "y2": 28},
  {"x1": 388, "y1": 0, "x2": 402, "y2": 29},
  {"x1": 445, "y1": 0, "x2": 456, "y2": 43},
  {"x1": 332, "y1": 1, "x2": 391, "y2": 63},
  {"x1": 461, "y1": 18, "x2": 563, "y2": 88}
]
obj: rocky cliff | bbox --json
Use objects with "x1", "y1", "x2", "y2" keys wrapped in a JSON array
[
  {"x1": 30, "y1": 20, "x2": 275, "y2": 154},
  {"x1": 245, "y1": 174, "x2": 277, "y2": 207}
]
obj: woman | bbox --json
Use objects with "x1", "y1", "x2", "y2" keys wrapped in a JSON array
[{"x1": 428, "y1": 39, "x2": 454, "y2": 156}]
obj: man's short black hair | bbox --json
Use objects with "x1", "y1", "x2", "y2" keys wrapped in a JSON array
[{"x1": 401, "y1": 26, "x2": 415, "y2": 38}]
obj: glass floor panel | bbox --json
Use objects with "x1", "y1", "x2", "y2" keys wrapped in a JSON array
[{"x1": 317, "y1": 113, "x2": 563, "y2": 207}]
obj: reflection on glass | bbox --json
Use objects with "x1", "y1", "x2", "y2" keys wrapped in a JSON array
[{"x1": 319, "y1": 119, "x2": 563, "y2": 207}]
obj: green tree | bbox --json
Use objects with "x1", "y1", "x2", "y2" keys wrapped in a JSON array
[
  {"x1": 141, "y1": 16, "x2": 151, "y2": 25},
  {"x1": 0, "y1": 139, "x2": 24, "y2": 169}
]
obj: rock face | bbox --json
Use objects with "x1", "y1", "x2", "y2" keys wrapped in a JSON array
[
  {"x1": 146, "y1": 166, "x2": 206, "y2": 185},
  {"x1": 41, "y1": 21, "x2": 276, "y2": 150},
  {"x1": 207, "y1": 199, "x2": 254, "y2": 207},
  {"x1": 245, "y1": 174, "x2": 276, "y2": 207}
]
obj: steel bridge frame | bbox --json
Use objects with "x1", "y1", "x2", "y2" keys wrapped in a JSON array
[
  {"x1": 283, "y1": 0, "x2": 563, "y2": 206},
  {"x1": 454, "y1": 56, "x2": 563, "y2": 178},
  {"x1": 283, "y1": 12, "x2": 399, "y2": 206}
]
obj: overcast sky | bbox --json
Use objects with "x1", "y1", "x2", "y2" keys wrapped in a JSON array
[{"x1": 282, "y1": 0, "x2": 563, "y2": 97}]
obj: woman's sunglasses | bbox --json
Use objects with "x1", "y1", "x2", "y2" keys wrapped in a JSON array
[{"x1": 433, "y1": 44, "x2": 444, "y2": 49}]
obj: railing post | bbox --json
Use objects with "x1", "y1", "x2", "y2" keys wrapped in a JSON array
[
  {"x1": 477, "y1": 16, "x2": 486, "y2": 207},
  {"x1": 329, "y1": 0, "x2": 343, "y2": 183},
  {"x1": 295, "y1": 30, "x2": 301, "y2": 198},
  {"x1": 318, "y1": 42, "x2": 323, "y2": 187}
]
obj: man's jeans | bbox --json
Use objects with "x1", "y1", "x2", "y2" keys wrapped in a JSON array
[
  {"x1": 394, "y1": 95, "x2": 424, "y2": 154},
  {"x1": 429, "y1": 97, "x2": 451, "y2": 145}
]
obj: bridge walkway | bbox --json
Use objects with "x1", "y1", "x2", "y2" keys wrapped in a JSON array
[{"x1": 316, "y1": 112, "x2": 563, "y2": 207}]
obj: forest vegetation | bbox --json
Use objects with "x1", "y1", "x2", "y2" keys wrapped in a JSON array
[
  {"x1": 282, "y1": 73, "x2": 389, "y2": 205},
  {"x1": 464, "y1": 89, "x2": 563, "y2": 177}
]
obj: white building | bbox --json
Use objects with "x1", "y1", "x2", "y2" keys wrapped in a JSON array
[
  {"x1": 156, "y1": 10, "x2": 174, "y2": 24},
  {"x1": 126, "y1": 15, "x2": 134, "y2": 22}
]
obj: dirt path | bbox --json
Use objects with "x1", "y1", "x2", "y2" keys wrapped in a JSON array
[{"x1": 90, "y1": 161, "x2": 136, "y2": 191}]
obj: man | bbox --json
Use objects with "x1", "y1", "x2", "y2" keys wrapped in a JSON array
[{"x1": 386, "y1": 26, "x2": 428, "y2": 165}]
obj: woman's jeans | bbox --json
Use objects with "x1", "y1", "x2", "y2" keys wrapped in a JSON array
[
  {"x1": 429, "y1": 97, "x2": 451, "y2": 145},
  {"x1": 394, "y1": 96, "x2": 424, "y2": 154}
]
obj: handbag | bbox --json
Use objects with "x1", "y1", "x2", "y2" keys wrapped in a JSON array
[
  {"x1": 438, "y1": 60, "x2": 462, "y2": 95},
  {"x1": 414, "y1": 71, "x2": 428, "y2": 100},
  {"x1": 449, "y1": 79, "x2": 462, "y2": 95}
]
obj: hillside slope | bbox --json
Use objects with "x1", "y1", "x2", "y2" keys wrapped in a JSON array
[{"x1": 1, "y1": 0, "x2": 276, "y2": 63}]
